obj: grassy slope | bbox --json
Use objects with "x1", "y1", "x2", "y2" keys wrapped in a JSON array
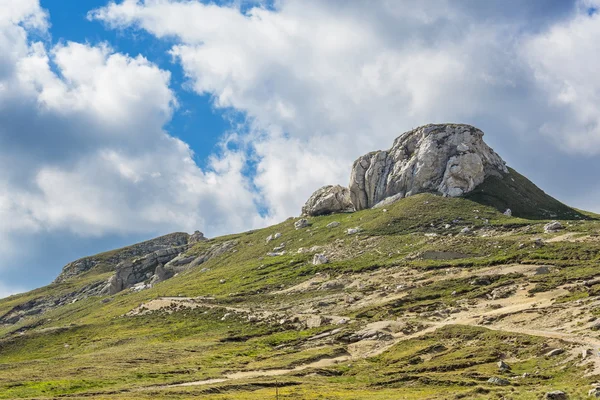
[
  {"x1": 466, "y1": 167, "x2": 586, "y2": 220},
  {"x1": 1, "y1": 194, "x2": 600, "y2": 399}
]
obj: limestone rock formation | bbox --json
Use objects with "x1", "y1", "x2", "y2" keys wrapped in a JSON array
[
  {"x1": 302, "y1": 185, "x2": 355, "y2": 216},
  {"x1": 102, "y1": 247, "x2": 184, "y2": 295},
  {"x1": 55, "y1": 232, "x2": 191, "y2": 283},
  {"x1": 349, "y1": 124, "x2": 507, "y2": 210},
  {"x1": 188, "y1": 230, "x2": 207, "y2": 245}
]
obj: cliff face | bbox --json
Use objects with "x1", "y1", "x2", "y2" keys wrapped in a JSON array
[
  {"x1": 348, "y1": 124, "x2": 508, "y2": 210},
  {"x1": 54, "y1": 232, "x2": 191, "y2": 283}
]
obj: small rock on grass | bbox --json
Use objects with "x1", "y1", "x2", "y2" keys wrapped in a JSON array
[
  {"x1": 487, "y1": 376, "x2": 510, "y2": 386},
  {"x1": 545, "y1": 391, "x2": 567, "y2": 400}
]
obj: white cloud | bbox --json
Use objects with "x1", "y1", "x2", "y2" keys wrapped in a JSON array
[
  {"x1": 93, "y1": 0, "x2": 584, "y2": 220},
  {"x1": 0, "y1": 1, "x2": 267, "y2": 280},
  {"x1": 523, "y1": 1, "x2": 600, "y2": 153}
]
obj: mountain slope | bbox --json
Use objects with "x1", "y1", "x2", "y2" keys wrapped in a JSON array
[
  {"x1": 465, "y1": 167, "x2": 585, "y2": 220},
  {"x1": 2, "y1": 194, "x2": 600, "y2": 399}
]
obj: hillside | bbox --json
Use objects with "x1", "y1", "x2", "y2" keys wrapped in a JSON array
[{"x1": 2, "y1": 193, "x2": 600, "y2": 399}]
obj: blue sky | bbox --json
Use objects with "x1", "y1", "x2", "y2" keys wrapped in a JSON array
[
  {"x1": 1, "y1": 0, "x2": 600, "y2": 297},
  {"x1": 41, "y1": 0, "x2": 230, "y2": 166}
]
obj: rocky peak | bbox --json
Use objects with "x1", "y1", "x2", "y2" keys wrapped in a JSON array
[
  {"x1": 54, "y1": 232, "x2": 198, "y2": 283},
  {"x1": 348, "y1": 124, "x2": 508, "y2": 210}
]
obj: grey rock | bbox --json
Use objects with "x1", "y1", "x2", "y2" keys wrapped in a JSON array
[
  {"x1": 55, "y1": 232, "x2": 190, "y2": 283},
  {"x1": 487, "y1": 377, "x2": 510, "y2": 386},
  {"x1": 150, "y1": 264, "x2": 170, "y2": 285},
  {"x1": 188, "y1": 230, "x2": 207, "y2": 244},
  {"x1": 497, "y1": 360, "x2": 511, "y2": 371},
  {"x1": 545, "y1": 391, "x2": 567, "y2": 400},
  {"x1": 312, "y1": 254, "x2": 329, "y2": 265},
  {"x1": 301, "y1": 185, "x2": 355, "y2": 216},
  {"x1": 327, "y1": 221, "x2": 341, "y2": 228},
  {"x1": 504, "y1": 208, "x2": 512, "y2": 217},
  {"x1": 349, "y1": 124, "x2": 507, "y2": 210},
  {"x1": 347, "y1": 227, "x2": 361, "y2": 235},
  {"x1": 589, "y1": 387, "x2": 600, "y2": 398},
  {"x1": 295, "y1": 219, "x2": 310, "y2": 230},
  {"x1": 545, "y1": 348, "x2": 565, "y2": 357},
  {"x1": 535, "y1": 266, "x2": 552, "y2": 275},
  {"x1": 189, "y1": 240, "x2": 238, "y2": 268},
  {"x1": 545, "y1": 221, "x2": 563, "y2": 233}
]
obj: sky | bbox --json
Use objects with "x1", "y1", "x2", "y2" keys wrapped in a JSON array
[{"x1": 1, "y1": 0, "x2": 600, "y2": 298}]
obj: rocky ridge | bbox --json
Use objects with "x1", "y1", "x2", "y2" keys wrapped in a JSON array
[
  {"x1": 302, "y1": 123, "x2": 508, "y2": 215},
  {"x1": 54, "y1": 232, "x2": 191, "y2": 283}
]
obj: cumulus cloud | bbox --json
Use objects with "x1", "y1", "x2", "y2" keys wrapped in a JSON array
[
  {"x1": 4, "y1": 0, "x2": 600, "y2": 293},
  {"x1": 91, "y1": 0, "x2": 600, "y2": 220},
  {"x1": 0, "y1": 0, "x2": 266, "y2": 288},
  {"x1": 523, "y1": 0, "x2": 600, "y2": 153}
]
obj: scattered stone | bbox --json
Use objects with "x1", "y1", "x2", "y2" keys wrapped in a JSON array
[
  {"x1": 487, "y1": 376, "x2": 510, "y2": 386},
  {"x1": 589, "y1": 387, "x2": 600, "y2": 398},
  {"x1": 274, "y1": 232, "x2": 282, "y2": 239},
  {"x1": 295, "y1": 219, "x2": 310, "y2": 229},
  {"x1": 533, "y1": 238, "x2": 545, "y2": 248},
  {"x1": 312, "y1": 254, "x2": 329, "y2": 265},
  {"x1": 347, "y1": 227, "x2": 361, "y2": 235},
  {"x1": 545, "y1": 348, "x2": 565, "y2": 357},
  {"x1": 504, "y1": 208, "x2": 512, "y2": 217},
  {"x1": 273, "y1": 244, "x2": 286, "y2": 252},
  {"x1": 490, "y1": 286, "x2": 516, "y2": 300},
  {"x1": 460, "y1": 227, "x2": 472, "y2": 235},
  {"x1": 545, "y1": 391, "x2": 567, "y2": 400},
  {"x1": 535, "y1": 266, "x2": 552, "y2": 275},
  {"x1": 267, "y1": 251, "x2": 286, "y2": 257},
  {"x1": 497, "y1": 360, "x2": 511, "y2": 371},
  {"x1": 305, "y1": 315, "x2": 323, "y2": 329},
  {"x1": 327, "y1": 221, "x2": 341, "y2": 228},
  {"x1": 544, "y1": 221, "x2": 563, "y2": 233},
  {"x1": 219, "y1": 279, "x2": 226, "y2": 284},
  {"x1": 301, "y1": 185, "x2": 355, "y2": 216}
]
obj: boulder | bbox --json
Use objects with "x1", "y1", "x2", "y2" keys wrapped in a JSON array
[
  {"x1": 349, "y1": 124, "x2": 507, "y2": 210},
  {"x1": 497, "y1": 360, "x2": 511, "y2": 371},
  {"x1": 313, "y1": 254, "x2": 329, "y2": 265},
  {"x1": 295, "y1": 219, "x2": 310, "y2": 229},
  {"x1": 589, "y1": 387, "x2": 600, "y2": 398},
  {"x1": 327, "y1": 221, "x2": 340, "y2": 228},
  {"x1": 545, "y1": 391, "x2": 567, "y2": 400},
  {"x1": 545, "y1": 348, "x2": 565, "y2": 357},
  {"x1": 487, "y1": 377, "x2": 510, "y2": 386},
  {"x1": 301, "y1": 185, "x2": 355, "y2": 216},
  {"x1": 545, "y1": 221, "x2": 563, "y2": 233},
  {"x1": 504, "y1": 208, "x2": 512, "y2": 217}
]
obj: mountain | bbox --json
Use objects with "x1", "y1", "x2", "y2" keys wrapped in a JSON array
[{"x1": 1, "y1": 124, "x2": 598, "y2": 399}]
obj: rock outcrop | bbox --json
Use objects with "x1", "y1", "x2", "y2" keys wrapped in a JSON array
[
  {"x1": 349, "y1": 124, "x2": 507, "y2": 210},
  {"x1": 55, "y1": 232, "x2": 191, "y2": 283},
  {"x1": 302, "y1": 185, "x2": 355, "y2": 216},
  {"x1": 102, "y1": 246, "x2": 184, "y2": 295}
]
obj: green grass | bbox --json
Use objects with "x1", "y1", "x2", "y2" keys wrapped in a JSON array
[{"x1": 2, "y1": 193, "x2": 600, "y2": 398}]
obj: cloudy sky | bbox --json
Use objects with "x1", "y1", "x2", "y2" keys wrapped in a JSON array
[{"x1": 1, "y1": 0, "x2": 599, "y2": 297}]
